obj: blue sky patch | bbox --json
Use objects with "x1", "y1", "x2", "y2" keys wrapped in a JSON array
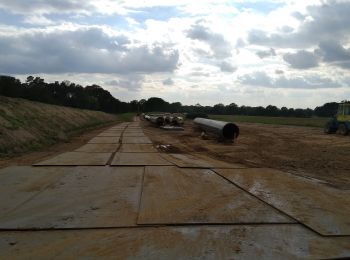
[
  {"x1": 235, "y1": 1, "x2": 285, "y2": 13},
  {"x1": 128, "y1": 6, "x2": 184, "y2": 23}
]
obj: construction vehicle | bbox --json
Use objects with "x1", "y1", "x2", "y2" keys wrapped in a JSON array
[{"x1": 324, "y1": 101, "x2": 350, "y2": 135}]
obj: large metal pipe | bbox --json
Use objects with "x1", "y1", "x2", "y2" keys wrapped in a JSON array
[{"x1": 193, "y1": 117, "x2": 239, "y2": 139}]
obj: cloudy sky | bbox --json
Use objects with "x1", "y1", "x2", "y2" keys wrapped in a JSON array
[{"x1": 0, "y1": 0, "x2": 350, "y2": 108}]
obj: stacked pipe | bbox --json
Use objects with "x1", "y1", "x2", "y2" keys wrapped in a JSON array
[
  {"x1": 143, "y1": 112, "x2": 184, "y2": 127},
  {"x1": 172, "y1": 116, "x2": 184, "y2": 126},
  {"x1": 193, "y1": 117, "x2": 239, "y2": 140},
  {"x1": 148, "y1": 115, "x2": 165, "y2": 126}
]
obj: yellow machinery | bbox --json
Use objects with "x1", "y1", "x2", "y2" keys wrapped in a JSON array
[{"x1": 324, "y1": 101, "x2": 350, "y2": 135}]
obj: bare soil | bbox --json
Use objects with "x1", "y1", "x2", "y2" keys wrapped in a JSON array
[{"x1": 142, "y1": 120, "x2": 350, "y2": 190}]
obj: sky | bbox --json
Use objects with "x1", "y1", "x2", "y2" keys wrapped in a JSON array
[{"x1": 0, "y1": 0, "x2": 350, "y2": 108}]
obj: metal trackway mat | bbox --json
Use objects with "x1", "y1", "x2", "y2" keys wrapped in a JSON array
[
  {"x1": 107, "y1": 128, "x2": 125, "y2": 131},
  {"x1": 106, "y1": 126, "x2": 127, "y2": 130},
  {"x1": 1, "y1": 225, "x2": 350, "y2": 259},
  {"x1": 160, "y1": 153, "x2": 246, "y2": 168},
  {"x1": 122, "y1": 137, "x2": 152, "y2": 144},
  {"x1": 0, "y1": 167, "x2": 144, "y2": 229},
  {"x1": 123, "y1": 133, "x2": 146, "y2": 137},
  {"x1": 137, "y1": 166, "x2": 294, "y2": 224},
  {"x1": 215, "y1": 168, "x2": 350, "y2": 236},
  {"x1": 111, "y1": 153, "x2": 173, "y2": 166},
  {"x1": 124, "y1": 130, "x2": 144, "y2": 134},
  {"x1": 88, "y1": 137, "x2": 120, "y2": 144},
  {"x1": 120, "y1": 144, "x2": 157, "y2": 153},
  {"x1": 0, "y1": 166, "x2": 66, "y2": 215},
  {"x1": 33, "y1": 152, "x2": 111, "y2": 166},
  {"x1": 114, "y1": 123, "x2": 129, "y2": 127},
  {"x1": 97, "y1": 132, "x2": 122, "y2": 137},
  {"x1": 75, "y1": 143, "x2": 119, "y2": 153}
]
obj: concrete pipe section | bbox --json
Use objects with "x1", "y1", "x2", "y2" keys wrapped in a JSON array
[{"x1": 194, "y1": 117, "x2": 239, "y2": 140}]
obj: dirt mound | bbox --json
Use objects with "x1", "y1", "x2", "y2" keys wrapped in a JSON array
[{"x1": 0, "y1": 96, "x2": 118, "y2": 157}]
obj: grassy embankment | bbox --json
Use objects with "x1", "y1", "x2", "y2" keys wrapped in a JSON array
[
  {"x1": 209, "y1": 114, "x2": 330, "y2": 128},
  {"x1": 0, "y1": 96, "x2": 134, "y2": 157}
]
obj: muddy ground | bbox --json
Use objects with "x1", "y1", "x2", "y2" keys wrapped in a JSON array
[{"x1": 142, "y1": 120, "x2": 350, "y2": 190}]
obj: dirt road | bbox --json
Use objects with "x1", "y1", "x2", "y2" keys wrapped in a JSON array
[{"x1": 142, "y1": 120, "x2": 350, "y2": 190}]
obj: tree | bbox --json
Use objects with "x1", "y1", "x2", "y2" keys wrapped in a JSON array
[
  {"x1": 226, "y1": 103, "x2": 238, "y2": 114},
  {"x1": 265, "y1": 105, "x2": 279, "y2": 116},
  {"x1": 0, "y1": 76, "x2": 22, "y2": 97},
  {"x1": 212, "y1": 103, "x2": 225, "y2": 114},
  {"x1": 170, "y1": 102, "x2": 182, "y2": 113},
  {"x1": 143, "y1": 97, "x2": 169, "y2": 112},
  {"x1": 130, "y1": 100, "x2": 139, "y2": 112},
  {"x1": 314, "y1": 102, "x2": 338, "y2": 117}
]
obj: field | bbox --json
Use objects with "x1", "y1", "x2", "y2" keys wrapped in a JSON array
[{"x1": 209, "y1": 114, "x2": 330, "y2": 128}]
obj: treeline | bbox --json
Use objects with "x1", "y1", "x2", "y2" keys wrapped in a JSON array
[
  {"x1": 0, "y1": 75, "x2": 339, "y2": 117},
  {"x1": 138, "y1": 98, "x2": 337, "y2": 118},
  {"x1": 0, "y1": 75, "x2": 131, "y2": 113}
]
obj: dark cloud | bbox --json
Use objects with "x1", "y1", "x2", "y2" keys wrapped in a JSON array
[
  {"x1": 315, "y1": 40, "x2": 350, "y2": 68},
  {"x1": 105, "y1": 75, "x2": 144, "y2": 91},
  {"x1": 0, "y1": 27, "x2": 179, "y2": 74},
  {"x1": 275, "y1": 69, "x2": 284, "y2": 74},
  {"x1": 187, "y1": 22, "x2": 231, "y2": 59},
  {"x1": 115, "y1": 75, "x2": 144, "y2": 91},
  {"x1": 318, "y1": 40, "x2": 350, "y2": 62},
  {"x1": 0, "y1": 0, "x2": 91, "y2": 14},
  {"x1": 238, "y1": 71, "x2": 340, "y2": 89},
  {"x1": 105, "y1": 80, "x2": 119, "y2": 86},
  {"x1": 291, "y1": 11, "x2": 306, "y2": 21},
  {"x1": 281, "y1": 40, "x2": 350, "y2": 70},
  {"x1": 279, "y1": 26, "x2": 294, "y2": 33},
  {"x1": 248, "y1": 29, "x2": 293, "y2": 48},
  {"x1": 239, "y1": 71, "x2": 272, "y2": 87},
  {"x1": 162, "y1": 77, "x2": 174, "y2": 85},
  {"x1": 248, "y1": 1, "x2": 350, "y2": 48},
  {"x1": 190, "y1": 71, "x2": 210, "y2": 77},
  {"x1": 256, "y1": 48, "x2": 276, "y2": 59},
  {"x1": 283, "y1": 50, "x2": 319, "y2": 69},
  {"x1": 219, "y1": 61, "x2": 237, "y2": 72}
]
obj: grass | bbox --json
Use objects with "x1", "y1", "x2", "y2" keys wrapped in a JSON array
[
  {"x1": 209, "y1": 115, "x2": 330, "y2": 128},
  {"x1": 117, "y1": 112, "x2": 136, "y2": 122},
  {"x1": 0, "y1": 96, "x2": 123, "y2": 157}
]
